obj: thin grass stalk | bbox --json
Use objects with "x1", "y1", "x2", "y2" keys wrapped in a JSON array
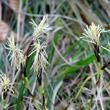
[
  {"x1": 43, "y1": 93, "x2": 45, "y2": 110},
  {"x1": 37, "y1": 72, "x2": 45, "y2": 110},
  {"x1": 102, "y1": 81, "x2": 110, "y2": 92},
  {"x1": 3, "y1": 99, "x2": 6, "y2": 108},
  {"x1": 65, "y1": 62, "x2": 101, "y2": 110},
  {"x1": 16, "y1": 73, "x2": 24, "y2": 110},
  {"x1": 39, "y1": 85, "x2": 43, "y2": 98},
  {"x1": 25, "y1": 75, "x2": 39, "y2": 109},
  {"x1": 25, "y1": 77, "x2": 30, "y2": 90},
  {"x1": 27, "y1": 88, "x2": 38, "y2": 110},
  {"x1": 87, "y1": 62, "x2": 101, "y2": 109},
  {"x1": 87, "y1": 95, "x2": 93, "y2": 110},
  {"x1": 24, "y1": 40, "x2": 34, "y2": 90},
  {"x1": 24, "y1": 55, "x2": 31, "y2": 90},
  {"x1": 21, "y1": 101, "x2": 24, "y2": 110},
  {"x1": 24, "y1": 41, "x2": 39, "y2": 109},
  {"x1": 37, "y1": 72, "x2": 43, "y2": 98}
]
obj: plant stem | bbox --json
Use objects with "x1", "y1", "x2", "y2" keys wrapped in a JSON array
[
  {"x1": 97, "y1": 62, "x2": 101, "y2": 81},
  {"x1": 39, "y1": 85, "x2": 43, "y2": 98},
  {"x1": 39, "y1": 84, "x2": 45, "y2": 110},
  {"x1": 87, "y1": 62, "x2": 101, "y2": 110},
  {"x1": 102, "y1": 81, "x2": 110, "y2": 92},
  {"x1": 87, "y1": 96, "x2": 93, "y2": 110},
  {"x1": 25, "y1": 77, "x2": 31, "y2": 90},
  {"x1": 21, "y1": 101, "x2": 24, "y2": 110},
  {"x1": 31, "y1": 96, "x2": 39, "y2": 110},
  {"x1": 3, "y1": 99, "x2": 6, "y2": 107},
  {"x1": 65, "y1": 62, "x2": 101, "y2": 110},
  {"x1": 43, "y1": 93, "x2": 45, "y2": 110},
  {"x1": 16, "y1": 74, "x2": 24, "y2": 110},
  {"x1": 27, "y1": 88, "x2": 39, "y2": 110},
  {"x1": 24, "y1": 56, "x2": 27, "y2": 67}
]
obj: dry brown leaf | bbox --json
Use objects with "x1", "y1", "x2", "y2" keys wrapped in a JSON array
[
  {"x1": 9, "y1": 0, "x2": 24, "y2": 24},
  {"x1": 0, "y1": 20, "x2": 16, "y2": 42},
  {"x1": 69, "y1": 0, "x2": 95, "y2": 25},
  {"x1": 9, "y1": 0, "x2": 19, "y2": 15}
]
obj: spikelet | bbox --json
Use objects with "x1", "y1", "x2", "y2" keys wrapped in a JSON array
[
  {"x1": 30, "y1": 15, "x2": 51, "y2": 40},
  {"x1": 81, "y1": 22, "x2": 109, "y2": 45},
  {"x1": 0, "y1": 73, "x2": 14, "y2": 99},
  {"x1": 5, "y1": 37, "x2": 24, "y2": 70},
  {"x1": 31, "y1": 40, "x2": 48, "y2": 75}
]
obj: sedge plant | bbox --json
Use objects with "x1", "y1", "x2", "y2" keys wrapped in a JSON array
[
  {"x1": 65, "y1": 23, "x2": 110, "y2": 110},
  {"x1": 3, "y1": 15, "x2": 51, "y2": 110},
  {"x1": 0, "y1": 73, "x2": 14, "y2": 109}
]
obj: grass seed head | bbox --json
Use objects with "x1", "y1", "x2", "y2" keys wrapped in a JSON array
[
  {"x1": 81, "y1": 22, "x2": 109, "y2": 45},
  {"x1": 32, "y1": 41, "x2": 48, "y2": 75},
  {"x1": 0, "y1": 74, "x2": 14, "y2": 100},
  {"x1": 30, "y1": 15, "x2": 51, "y2": 40},
  {"x1": 5, "y1": 37, "x2": 24, "y2": 70}
]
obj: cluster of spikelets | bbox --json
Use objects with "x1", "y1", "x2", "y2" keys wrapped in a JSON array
[
  {"x1": 30, "y1": 16, "x2": 51, "y2": 40},
  {"x1": 81, "y1": 22, "x2": 109, "y2": 45},
  {"x1": 1, "y1": 16, "x2": 110, "y2": 109},
  {"x1": 66, "y1": 23, "x2": 110, "y2": 110},
  {"x1": 31, "y1": 41, "x2": 49, "y2": 74},
  {"x1": 0, "y1": 16, "x2": 51, "y2": 102},
  {"x1": 5, "y1": 15, "x2": 50, "y2": 73},
  {"x1": 5, "y1": 37, "x2": 24, "y2": 70},
  {"x1": 0, "y1": 73, "x2": 14, "y2": 100}
]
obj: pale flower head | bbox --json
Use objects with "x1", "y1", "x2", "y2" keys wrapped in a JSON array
[
  {"x1": 31, "y1": 41, "x2": 48, "y2": 75},
  {"x1": 81, "y1": 22, "x2": 109, "y2": 45},
  {"x1": 5, "y1": 37, "x2": 24, "y2": 70},
  {"x1": 5, "y1": 37, "x2": 16, "y2": 51},
  {"x1": 30, "y1": 15, "x2": 51, "y2": 40},
  {"x1": 0, "y1": 73, "x2": 14, "y2": 99}
]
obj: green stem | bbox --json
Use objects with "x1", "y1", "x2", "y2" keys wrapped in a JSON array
[
  {"x1": 72, "y1": 63, "x2": 100, "y2": 103},
  {"x1": 24, "y1": 56, "x2": 31, "y2": 90},
  {"x1": 97, "y1": 62, "x2": 101, "y2": 82},
  {"x1": 43, "y1": 93, "x2": 45, "y2": 110},
  {"x1": 73, "y1": 72, "x2": 97, "y2": 102},
  {"x1": 31, "y1": 96, "x2": 38, "y2": 110},
  {"x1": 102, "y1": 81, "x2": 110, "y2": 92},
  {"x1": 3, "y1": 99, "x2": 6, "y2": 107},
  {"x1": 21, "y1": 101, "x2": 24, "y2": 110},
  {"x1": 39, "y1": 85, "x2": 45, "y2": 110},
  {"x1": 24, "y1": 56, "x2": 27, "y2": 67},
  {"x1": 87, "y1": 96, "x2": 93, "y2": 110},
  {"x1": 25, "y1": 77, "x2": 39, "y2": 109},
  {"x1": 32, "y1": 97, "x2": 39, "y2": 110},
  {"x1": 25, "y1": 77, "x2": 31, "y2": 90},
  {"x1": 65, "y1": 63, "x2": 101, "y2": 110},
  {"x1": 39, "y1": 85, "x2": 43, "y2": 98},
  {"x1": 16, "y1": 74, "x2": 24, "y2": 110},
  {"x1": 27, "y1": 88, "x2": 39, "y2": 110},
  {"x1": 87, "y1": 62, "x2": 101, "y2": 110}
]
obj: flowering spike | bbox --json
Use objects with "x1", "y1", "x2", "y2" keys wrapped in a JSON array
[
  {"x1": 5, "y1": 37, "x2": 24, "y2": 70},
  {"x1": 30, "y1": 15, "x2": 51, "y2": 40},
  {"x1": 5, "y1": 37, "x2": 16, "y2": 51},
  {"x1": 0, "y1": 73, "x2": 14, "y2": 100},
  {"x1": 31, "y1": 40, "x2": 49, "y2": 75},
  {"x1": 81, "y1": 23, "x2": 109, "y2": 45}
]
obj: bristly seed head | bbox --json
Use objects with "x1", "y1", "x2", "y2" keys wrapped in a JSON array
[
  {"x1": 31, "y1": 40, "x2": 49, "y2": 75},
  {"x1": 5, "y1": 37, "x2": 24, "y2": 70},
  {"x1": 0, "y1": 73, "x2": 14, "y2": 100},
  {"x1": 81, "y1": 22, "x2": 109, "y2": 45},
  {"x1": 30, "y1": 15, "x2": 51, "y2": 40}
]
